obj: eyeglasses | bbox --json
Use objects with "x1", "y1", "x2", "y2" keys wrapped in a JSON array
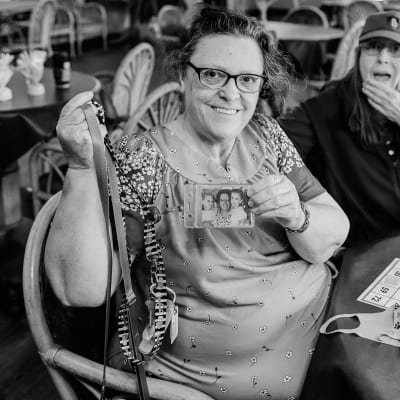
[
  {"x1": 360, "y1": 40, "x2": 400, "y2": 58},
  {"x1": 187, "y1": 61, "x2": 266, "y2": 93}
]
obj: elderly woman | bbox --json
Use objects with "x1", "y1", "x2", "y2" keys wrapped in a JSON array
[
  {"x1": 45, "y1": 6, "x2": 349, "y2": 400},
  {"x1": 279, "y1": 11, "x2": 400, "y2": 248}
]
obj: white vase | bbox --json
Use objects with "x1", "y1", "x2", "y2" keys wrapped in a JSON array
[
  {"x1": 27, "y1": 82, "x2": 45, "y2": 96},
  {"x1": 0, "y1": 86, "x2": 12, "y2": 102}
]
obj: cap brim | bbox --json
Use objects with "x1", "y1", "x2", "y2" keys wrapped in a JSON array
[{"x1": 360, "y1": 30, "x2": 400, "y2": 43}]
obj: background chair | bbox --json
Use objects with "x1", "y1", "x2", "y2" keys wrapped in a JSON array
[
  {"x1": 23, "y1": 140, "x2": 66, "y2": 219},
  {"x1": 151, "y1": 5, "x2": 186, "y2": 46},
  {"x1": 23, "y1": 192, "x2": 215, "y2": 400},
  {"x1": 10, "y1": 0, "x2": 57, "y2": 55},
  {"x1": 282, "y1": 5, "x2": 330, "y2": 80},
  {"x1": 95, "y1": 42, "x2": 155, "y2": 142},
  {"x1": 51, "y1": 2, "x2": 76, "y2": 58},
  {"x1": 330, "y1": 18, "x2": 365, "y2": 80},
  {"x1": 57, "y1": 0, "x2": 108, "y2": 56},
  {"x1": 120, "y1": 81, "x2": 184, "y2": 141},
  {"x1": 344, "y1": 0, "x2": 383, "y2": 31}
]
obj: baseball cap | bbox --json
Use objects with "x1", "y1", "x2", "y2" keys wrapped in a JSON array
[{"x1": 359, "y1": 11, "x2": 400, "y2": 44}]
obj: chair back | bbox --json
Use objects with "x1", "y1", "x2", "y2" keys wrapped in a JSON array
[
  {"x1": 26, "y1": 140, "x2": 66, "y2": 218},
  {"x1": 121, "y1": 81, "x2": 184, "y2": 139},
  {"x1": 269, "y1": 0, "x2": 300, "y2": 11},
  {"x1": 345, "y1": 0, "x2": 383, "y2": 30},
  {"x1": 23, "y1": 194, "x2": 215, "y2": 399},
  {"x1": 283, "y1": 5, "x2": 329, "y2": 26},
  {"x1": 112, "y1": 42, "x2": 156, "y2": 120},
  {"x1": 330, "y1": 19, "x2": 365, "y2": 80},
  {"x1": 29, "y1": 0, "x2": 57, "y2": 53},
  {"x1": 283, "y1": 6, "x2": 329, "y2": 79},
  {"x1": 157, "y1": 5, "x2": 185, "y2": 34}
]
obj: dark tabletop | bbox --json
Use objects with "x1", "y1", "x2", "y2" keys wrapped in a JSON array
[
  {"x1": 301, "y1": 234, "x2": 400, "y2": 400},
  {"x1": 0, "y1": 68, "x2": 100, "y2": 171}
]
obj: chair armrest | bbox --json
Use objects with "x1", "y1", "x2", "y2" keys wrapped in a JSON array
[{"x1": 44, "y1": 347, "x2": 215, "y2": 400}]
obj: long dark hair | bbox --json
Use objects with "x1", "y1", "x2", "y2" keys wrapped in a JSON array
[
  {"x1": 341, "y1": 47, "x2": 389, "y2": 146},
  {"x1": 165, "y1": 5, "x2": 293, "y2": 117}
]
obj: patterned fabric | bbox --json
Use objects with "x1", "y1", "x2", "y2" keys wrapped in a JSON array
[{"x1": 116, "y1": 114, "x2": 331, "y2": 400}]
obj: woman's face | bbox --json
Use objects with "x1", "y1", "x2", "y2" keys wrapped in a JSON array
[
  {"x1": 183, "y1": 34, "x2": 264, "y2": 144},
  {"x1": 202, "y1": 194, "x2": 214, "y2": 211},
  {"x1": 359, "y1": 39, "x2": 400, "y2": 90},
  {"x1": 231, "y1": 192, "x2": 242, "y2": 209},
  {"x1": 218, "y1": 192, "x2": 231, "y2": 212}
]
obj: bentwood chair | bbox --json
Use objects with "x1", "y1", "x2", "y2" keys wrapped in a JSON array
[
  {"x1": 23, "y1": 192, "x2": 215, "y2": 400},
  {"x1": 51, "y1": 2, "x2": 77, "y2": 58},
  {"x1": 344, "y1": 0, "x2": 383, "y2": 31},
  {"x1": 330, "y1": 19, "x2": 365, "y2": 80},
  {"x1": 11, "y1": 0, "x2": 57, "y2": 54},
  {"x1": 120, "y1": 81, "x2": 183, "y2": 141},
  {"x1": 95, "y1": 42, "x2": 155, "y2": 142},
  {"x1": 24, "y1": 140, "x2": 66, "y2": 218},
  {"x1": 57, "y1": 0, "x2": 108, "y2": 56},
  {"x1": 282, "y1": 6, "x2": 330, "y2": 80}
]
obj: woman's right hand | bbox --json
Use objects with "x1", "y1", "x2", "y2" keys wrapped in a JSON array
[{"x1": 56, "y1": 91, "x2": 106, "y2": 170}]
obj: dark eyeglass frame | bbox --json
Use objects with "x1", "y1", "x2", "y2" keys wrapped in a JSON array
[
  {"x1": 360, "y1": 40, "x2": 400, "y2": 58},
  {"x1": 187, "y1": 61, "x2": 267, "y2": 93}
]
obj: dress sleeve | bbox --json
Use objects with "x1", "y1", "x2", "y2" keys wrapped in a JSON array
[
  {"x1": 255, "y1": 114, "x2": 325, "y2": 202},
  {"x1": 277, "y1": 103, "x2": 316, "y2": 161}
]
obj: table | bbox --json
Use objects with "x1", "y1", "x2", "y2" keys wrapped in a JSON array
[
  {"x1": 300, "y1": 234, "x2": 400, "y2": 400},
  {"x1": 0, "y1": 0, "x2": 37, "y2": 16},
  {"x1": 0, "y1": 67, "x2": 99, "y2": 228},
  {"x1": 264, "y1": 21, "x2": 344, "y2": 41},
  {"x1": 0, "y1": 67, "x2": 100, "y2": 134}
]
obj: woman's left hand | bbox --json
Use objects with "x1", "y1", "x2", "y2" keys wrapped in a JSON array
[
  {"x1": 362, "y1": 79, "x2": 400, "y2": 125},
  {"x1": 247, "y1": 174, "x2": 305, "y2": 230}
]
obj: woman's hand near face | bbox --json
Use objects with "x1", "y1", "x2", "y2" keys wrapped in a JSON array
[
  {"x1": 362, "y1": 79, "x2": 400, "y2": 125},
  {"x1": 247, "y1": 174, "x2": 305, "y2": 230},
  {"x1": 56, "y1": 91, "x2": 107, "y2": 170}
]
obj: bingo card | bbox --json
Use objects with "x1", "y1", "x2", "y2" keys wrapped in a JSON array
[{"x1": 357, "y1": 258, "x2": 400, "y2": 309}]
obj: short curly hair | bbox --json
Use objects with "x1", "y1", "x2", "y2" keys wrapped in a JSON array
[{"x1": 165, "y1": 5, "x2": 293, "y2": 116}]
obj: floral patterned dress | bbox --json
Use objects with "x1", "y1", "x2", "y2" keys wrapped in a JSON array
[{"x1": 116, "y1": 114, "x2": 332, "y2": 400}]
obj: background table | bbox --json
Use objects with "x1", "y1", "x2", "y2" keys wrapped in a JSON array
[
  {"x1": 301, "y1": 234, "x2": 400, "y2": 400},
  {"x1": 0, "y1": 68, "x2": 100, "y2": 136},
  {"x1": 265, "y1": 21, "x2": 344, "y2": 41},
  {"x1": 0, "y1": 68, "x2": 99, "y2": 228}
]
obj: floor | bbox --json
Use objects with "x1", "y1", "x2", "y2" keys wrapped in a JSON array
[{"x1": 0, "y1": 30, "x2": 316, "y2": 400}]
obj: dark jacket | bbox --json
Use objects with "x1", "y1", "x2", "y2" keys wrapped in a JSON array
[{"x1": 278, "y1": 79, "x2": 400, "y2": 247}]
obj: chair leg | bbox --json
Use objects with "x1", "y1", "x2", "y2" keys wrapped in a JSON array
[
  {"x1": 69, "y1": 32, "x2": 76, "y2": 58},
  {"x1": 103, "y1": 30, "x2": 108, "y2": 51}
]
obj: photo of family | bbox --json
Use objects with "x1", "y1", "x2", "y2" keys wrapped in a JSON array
[{"x1": 201, "y1": 186, "x2": 254, "y2": 228}]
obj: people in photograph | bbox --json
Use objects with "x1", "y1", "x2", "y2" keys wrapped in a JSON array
[
  {"x1": 279, "y1": 11, "x2": 400, "y2": 247},
  {"x1": 201, "y1": 190, "x2": 217, "y2": 226},
  {"x1": 214, "y1": 188, "x2": 232, "y2": 227},
  {"x1": 45, "y1": 5, "x2": 349, "y2": 400},
  {"x1": 230, "y1": 188, "x2": 248, "y2": 226}
]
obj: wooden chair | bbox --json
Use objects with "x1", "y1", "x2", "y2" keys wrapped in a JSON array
[
  {"x1": 282, "y1": 6, "x2": 329, "y2": 80},
  {"x1": 23, "y1": 192, "x2": 215, "y2": 400},
  {"x1": 25, "y1": 140, "x2": 66, "y2": 218},
  {"x1": 120, "y1": 81, "x2": 183, "y2": 142},
  {"x1": 51, "y1": 2, "x2": 76, "y2": 58},
  {"x1": 330, "y1": 19, "x2": 365, "y2": 80},
  {"x1": 153, "y1": 5, "x2": 186, "y2": 44},
  {"x1": 344, "y1": 0, "x2": 383, "y2": 31},
  {"x1": 306, "y1": 18, "x2": 365, "y2": 91},
  {"x1": 57, "y1": 0, "x2": 108, "y2": 56},
  {"x1": 11, "y1": 0, "x2": 57, "y2": 55},
  {"x1": 94, "y1": 42, "x2": 155, "y2": 140}
]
